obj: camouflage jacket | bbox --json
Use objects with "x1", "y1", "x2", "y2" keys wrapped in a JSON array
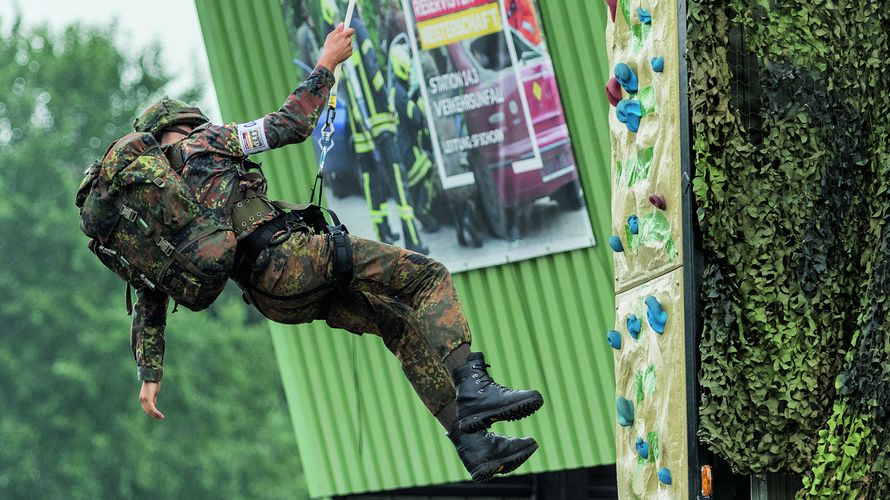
[{"x1": 132, "y1": 66, "x2": 335, "y2": 382}]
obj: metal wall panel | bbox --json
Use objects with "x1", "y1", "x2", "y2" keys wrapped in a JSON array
[{"x1": 195, "y1": 1, "x2": 616, "y2": 497}]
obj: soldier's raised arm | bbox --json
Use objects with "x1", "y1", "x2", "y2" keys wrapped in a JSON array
[{"x1": 234, "y1": 23, "x2": 354, "y2": 155}]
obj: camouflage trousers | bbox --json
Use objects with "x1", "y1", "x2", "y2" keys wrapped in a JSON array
[{"x1": 243, "y1": 231, "x2": 471, "y2": 416}]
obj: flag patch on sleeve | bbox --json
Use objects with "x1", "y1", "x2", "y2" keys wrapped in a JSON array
[{"x1": 236, "y1": 120, "x2": 270, "y2": 155}]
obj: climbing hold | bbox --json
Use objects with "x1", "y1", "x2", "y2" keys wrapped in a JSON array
[
  {"x1": 614, "y1": 63, "x2": 638, "y2": 93},
  {"x1": 604, "y1": 0, "x2": 616, "y2": 22},
  {"x1": 616, "y1": 397, "x2": 635, "y2": 427},
  {"x1": 616, "y1": 99, "x2": 642, "y2": 133},
  {"x1": 606, "y1": 77, "x2": 622, "y2": 107},
  {"x1": 627, "y1": 215, "x2": 639, "y2": 234},
  {"x1": 649, "y1": 193, "x2": 667, "y2": 210},
  {"x1": 645, "y1": 295, "x2": 668, "y2": 334},
  {"x1": 637, "y1": 7, "x2": 652, "y2": 24},
  {"x1": 658, "y1": 467, "x2": 673, "y2": 485},
  {"x1": 609, "y1": 235, "x2": 624, "y2": 252},
  {"x1": 608, "y1": 330, "x2": 622, "y2": 350},
  {"x1": 651, "y1": 56, "x2": 665, "y2": 73},
  {"x1": 626, "y1": 314, "x2": 641, "y2": 340},
  {"x1": 635, "y1": 437, "x2": 650, "y2": 459}
]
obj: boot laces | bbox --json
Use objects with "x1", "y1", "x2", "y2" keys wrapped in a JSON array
[{"x1": 474, "y1": 363, "x2": 507, "y2": 393}]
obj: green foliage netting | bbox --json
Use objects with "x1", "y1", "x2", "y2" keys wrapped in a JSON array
[{"x1": 687, "y1": 0, "x2": 889, "y2": 496}]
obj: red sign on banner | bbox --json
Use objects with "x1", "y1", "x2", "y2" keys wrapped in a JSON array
[{"x1": 411, "y1": 0, "x2": 494, "y2": 22}]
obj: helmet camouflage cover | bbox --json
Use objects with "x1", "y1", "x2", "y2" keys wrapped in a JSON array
[{"x1": 133, "y1": 97, "x2": 210, "y2": 137}]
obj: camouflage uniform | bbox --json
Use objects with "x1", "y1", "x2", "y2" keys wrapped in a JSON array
[{"x1": 131, "y1": 66, "x2": 471, "y2": 416}]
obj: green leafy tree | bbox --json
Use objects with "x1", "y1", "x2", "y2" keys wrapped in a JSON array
[{"x1": 0, "y1": 18, "x2": 306, "y2": 499}]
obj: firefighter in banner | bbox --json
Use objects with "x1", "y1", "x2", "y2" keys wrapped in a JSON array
[
  {"x1": 388, "y1": 43, "x2": 443, "y2": 232},
  {"x1": 320, "y1": 0, "x2": 399, "y2": 244},
  {"x1": 322, "y1": 0, "x2": 429, "y2": 254}
]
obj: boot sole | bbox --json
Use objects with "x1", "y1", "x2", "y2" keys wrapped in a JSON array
[
  {"x1": 458, "y1": 392, "x2": 545, "y2": 433},
  {"x1": 470, "y1": 439, "x2": 539, "y2": 483}
]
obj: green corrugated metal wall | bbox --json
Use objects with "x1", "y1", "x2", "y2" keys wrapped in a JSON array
[{"x1": 195, "y1": 1, "x2": 615, "y2": 497}]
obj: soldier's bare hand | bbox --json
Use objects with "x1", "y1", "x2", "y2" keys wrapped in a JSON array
[
  {"x1": 139, "y1": 381, "x2": 166, "y2": 420},
  {"x1": 318, "y1": 22, "x2": 355, "y2": 71}
]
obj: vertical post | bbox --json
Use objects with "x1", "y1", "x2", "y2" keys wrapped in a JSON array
[{"x1": 677, "y1": 0, "x2": 705, "y2": 498}]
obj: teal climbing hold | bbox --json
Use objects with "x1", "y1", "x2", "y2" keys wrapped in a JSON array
[
  {"x1": 608, "y1": 330, "x2": 622, "y2": 350},
  {"x1": 627, "y1": 314, "x2": 641, "y2": 339},
  {"x1": 645, "y1": 296, "x2": 668, "y2": 334},
  {"x1": 635, "y1": 436, "x2": 650, "y2": 459},
  {"x1": 658, "y1": 467, "x2": 673, "y2": 485},
  {"x1": 617, "y1": 397, "x2": 635, "y2": 427},
  {"x1": 616, "y1": 99, "x2": 642, "y2": 133},
  {"x1": 637, "y1": 7, "x2": 652, "y2": 24},
  {"x1": 627, "y1": 215, "x2": 639, "y2": 234},
  {"x1": 651, "y1": 56, "x2": 665, "y2": 73},
  {"x1": 610, "y1": 235, "x2": 624, "y2": 252},
  {"x1": 614, "y1": 63, "x2": 638, "y2": 93}
]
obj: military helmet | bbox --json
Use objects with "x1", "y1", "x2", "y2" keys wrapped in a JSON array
[
  {"x1": 390, "y1": 44, "x2": 412, "y2": 82},
  {"x1": 321, "y1": 0, "x2": 339, "y2": 26},
  {"x1": 133, "y1": 97, "x2": 210, "y2": 137}
]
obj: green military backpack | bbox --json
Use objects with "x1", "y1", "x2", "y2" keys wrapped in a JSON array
[{"x1": 75, "y1": 132, "x2": 236, "y2": 312}]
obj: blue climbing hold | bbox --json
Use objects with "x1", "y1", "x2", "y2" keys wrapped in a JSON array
[
  {"x1": 616, "y1": 99, "x2": 642, "y2": 133},
  {"x1": 616, "y1": 397, "x2": 635, "y2": 427},
  {"x1": 637, "y1": 7, "x2": 652, "y2": 24},
  {"x1": 608, "y1": 330, "x2": 622, "y2": 350},
  {"x1": 651, "y1": 56, "x2": 665, "y2": 73},
  {"x1": 645, "y1": 296, "x2": 668, "y2": 334},
  {"x1": 614, "y1": 63, "x2": 638, "y2": 93},
  {"x1": 627, "y1": 314, "x2": 642, "y2": 340},
  {"x1": 627, "y1": 215, "x2": 639, "y2": 234},
  {"x1": 658, "y1": 467, "x2": 673, "y2": 485},
  {"x1": 609, "y1": 235, "x2": 624, "y2": 252},
  {"x1": 635, "y1": 437, "x2": 649, "y2": 459}
]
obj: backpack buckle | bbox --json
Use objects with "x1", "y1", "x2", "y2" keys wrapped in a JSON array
[
  {"x1": 158, "y1": 238, "x2": 175, "y2": 256},
  {"x1": 152, "y1": 177, "x2": 166, "y2": 188},
  {"x1": 120, "y1": 206, "x2": 138, "y2": 222}
]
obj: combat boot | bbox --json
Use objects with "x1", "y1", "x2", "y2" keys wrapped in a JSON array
[
  {"x1": 448, "y1": 424, "x2": 538, "y2": 483},
  {"x1": 454, "y1": 352, "x2": 544, "y2": 433}
]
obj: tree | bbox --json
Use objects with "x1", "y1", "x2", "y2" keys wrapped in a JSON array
[{"x1": 0, "y1": 18, "x2": 306, "y2": 499}]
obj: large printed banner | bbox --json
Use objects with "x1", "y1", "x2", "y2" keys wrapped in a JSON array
[{"x1": 281, "y1": 0, "x2": 594, "y2": 272}]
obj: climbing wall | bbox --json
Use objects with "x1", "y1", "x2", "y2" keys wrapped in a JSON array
[
  {"x1": 613, "y1": 269, "x2": 688, "y2": 497},
  {"x1": 606, "y1": 0, "x2": 682, "y2": 291},
  {"x1": 604, "y1": 0, "x2": 689, "y2": 497}
]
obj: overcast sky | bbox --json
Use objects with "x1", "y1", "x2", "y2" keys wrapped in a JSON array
[{"x1": 1, "y1": 0, "x2": 222, "y2": 121}]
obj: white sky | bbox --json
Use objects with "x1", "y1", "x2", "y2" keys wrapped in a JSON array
[{"x1": 1, "y1": 0, "x2": 222, "y2": 121}]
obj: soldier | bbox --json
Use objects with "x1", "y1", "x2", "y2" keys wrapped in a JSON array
[{"x1": 128, "y1": 23, "x2": 544, "y2": 482}]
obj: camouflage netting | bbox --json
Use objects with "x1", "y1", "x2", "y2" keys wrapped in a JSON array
[{"x1": 687, "y1": 0, "x2": 889, "y2": 497}]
